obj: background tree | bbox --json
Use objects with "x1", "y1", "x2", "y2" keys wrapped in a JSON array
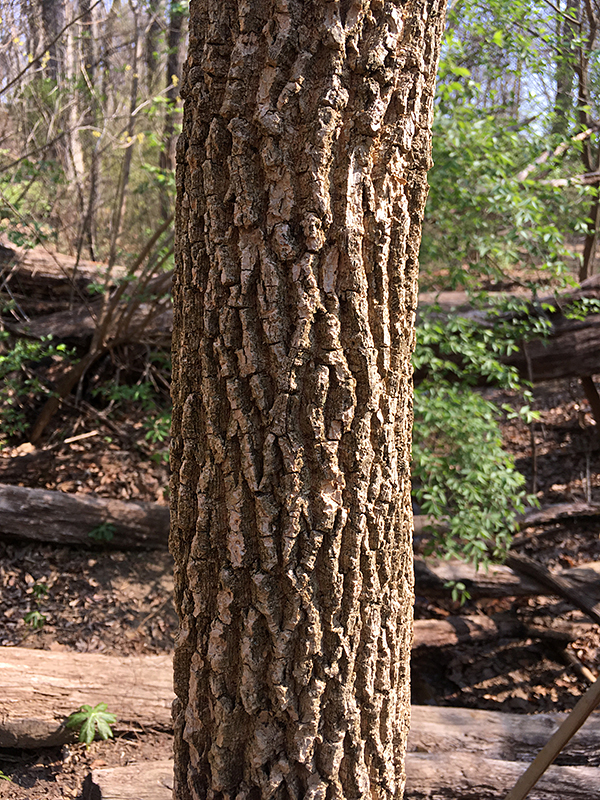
[{"x1": 169, "y1": 2, "x2": 446, "y2": 799}]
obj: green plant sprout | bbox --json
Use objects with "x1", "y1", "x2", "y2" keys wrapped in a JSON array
[
  {"x1": 24, "y1": 609, "x2": 46, "y2": 629},
  {"x1": 66, "y1": 703, "x2": 116, "y2": 746},
  {"x1": 444, "y1": 580, "x2": 472, "y2": 605},
  {"x1": 31, "y1": 582, "x2": 48, "y2": 600},
  {"x1": 88, "y1": 522, "x2": 116, "y2": 543},
  {"x1": 0, "y1": 768, "x2": 12, "y2": 782}
]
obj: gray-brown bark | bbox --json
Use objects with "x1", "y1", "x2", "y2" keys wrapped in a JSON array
[
  {"x1": 404, "y1": 754, "x2": 600, "y2": 799},
  {"x1": 170, "y1": 2, "x2": 446, "y2": 799}
]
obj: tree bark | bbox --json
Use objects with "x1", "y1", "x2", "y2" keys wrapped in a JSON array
[{"x1": 170, "y1": 2, "x2": 446, "y2": 799}]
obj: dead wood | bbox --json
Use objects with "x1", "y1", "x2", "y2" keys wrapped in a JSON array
[
  {"x1": 405, "y1": 753, "x2": 600, "y2": 799},
  {"x1": 9, "y1": 279, "x2": 173, "y2": 347},
  {"x1": 414, "y1": 558, "x2": 538, "y2": 597},
  {"x1": 80, "y1": 703, "x2": 600, "y2": 800},
  {"x1": 412, "y1": 615, "x2": 522, "y2": 649},
  {"x1": 506, "y1": 552, "x2": 600, "y2": 626},
  {"x1": 519, "y1": 501, "x2": 600, "y2": 527},
  {"x1": 409, "y1": 704, "x2": 600, "y2": 763},
  {"x1": 0, "y1": 647, "x2": 173, "y2": 747},
  {"x1": 415, "y1": 556, "x2": 600, "y2": 604},
  {"x1": 83, "y1": 757, "x2": 600, "y2": 800},
  {"x1": 0, "y1": 483, "x2": 169, "y2": 549},
  {"x1": 412, "y1": 615, "x2": 591, "y2": 650},
  {"x1": 504, "y1": 675, "x2": 600, "y2": 800},
  {"x1": 83, "y1": 761, "x2": 173, "y2": 800}
]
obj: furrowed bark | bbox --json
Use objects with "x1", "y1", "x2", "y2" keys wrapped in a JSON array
[{"x1": 170, "y1": 2, "x2": 446, "y2": 799}]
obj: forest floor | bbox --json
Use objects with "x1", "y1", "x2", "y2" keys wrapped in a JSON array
[{"x1": 1, "y1": 246, "x2": 600, "y2": 796}]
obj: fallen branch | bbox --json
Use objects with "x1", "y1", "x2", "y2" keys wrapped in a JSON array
[
  {"x1": 506, "y1": 552, "x2": 600, "y2": 626},
  {"x1": 504, "y1": 675, "x2": 600, "y2": 800}
]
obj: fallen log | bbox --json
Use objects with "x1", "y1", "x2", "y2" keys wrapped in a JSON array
[
  {"x1": 414, "y1": 557, "x2": 600, "y2": 602},
  {"x1": 0, "y1": 483, "x2": 169, "y2": 549},
  {"x1": 0, "y1": 647, "x2": 173, "y2": 748},
  {"x1": 505, "y1": 312, "x2": 600, "y2": 383},
  {"x1": 405, "y1": 753, "x2": 600, "y2": 799},
  {"x1": 81, "y1": 702, "x2": 600, "y2": 800},
  {"x1": 10, "y1": 298, "x2": 173, "y2": 348},
  {"x1": 4, "y1": 645, "x2": 599, "y2": 750},
  {"x1": 408, "y1": 705, "x2": 600, "y2": 762},
  {"x1": 83, "y1": 761, "x2": 173, "y2": 800},
  {"x1": 519, "y1": 501, "x2": 600, "y2": 527},
  {"x1": 412, "y1": 615, "x2": 591, "y2": 650},
  {"x1": 412, "y1": 615, "x2": 522, "y2": 649},
  {"x1": 506, "y1": 552, "x2": 600, "y2": 626}
]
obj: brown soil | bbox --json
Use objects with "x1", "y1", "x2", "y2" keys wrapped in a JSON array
[{"x1": 0, "y1": 732, "x2": 173, "y2": 799}]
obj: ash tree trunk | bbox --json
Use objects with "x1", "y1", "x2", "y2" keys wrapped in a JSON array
[{"x1": 170, "y1": 2, "x2": 446, "y2": 799}]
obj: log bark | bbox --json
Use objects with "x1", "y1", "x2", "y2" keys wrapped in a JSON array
[
  {"x1": 0, "y1": 483, "x2": 169, "y2": 549},
  {"x1": 404, "y1": 753, "x2": 600, "y2": 799},
  {"x1": 414, "y1": 557, "x2": 600, "y2": 602},
  {"x1": 408, "y1": 705, "x2": 600, "y2": 762},
  {"x1": 412, "y1": 615, "x2": 522, "y2": 649},
  {"x1": 412, "y1": 615, "x2": 591, "y2": 650},
  {"x1": 506, "y1": 552, "x2": 600, "y2": 626},
  {"x1": 505, "y1": 313, "x2": 600, "y2": 383},
  {"x1": 0, "y1": 647, "x2": 173, "y2": 748},
  {"x1": 83, "y1": 761, "x2": 174, "y2": 800}
]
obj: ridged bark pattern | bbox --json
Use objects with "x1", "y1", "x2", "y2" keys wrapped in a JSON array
[{"x1": 170, "y1": 2, "x2": 445, "y2": 798}]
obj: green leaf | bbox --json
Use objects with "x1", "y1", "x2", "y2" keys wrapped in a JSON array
[{"x1": 65, "y1": 703, "x2": 117, "y2": 747}]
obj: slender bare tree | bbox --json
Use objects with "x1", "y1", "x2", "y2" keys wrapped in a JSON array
[{"x1": 170, "y1": 2, "x2": 446, "y2": 798}]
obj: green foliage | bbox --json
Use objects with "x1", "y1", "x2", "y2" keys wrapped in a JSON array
[
  {"x1": 93, "y1": 380, "x2": 157, "y2": 409},
  {"x1": 413, "y1": 383, "x2": 530, "y2": 570},
  {"x1": 0, "y1": 334, "x2": 73, "y2": 445},
  {"x1": 414, "y1": 307, "x2": 523, "y2": 389},
  {"x1": 24, "y1": 609, "x2": 47, "y2": 629},
  {"x1": 66, "y1": 703, "x2": 116, "y2": 746},
  {"x1": 445, "y1": 580, "x2": 472, "y2": 604},
  {"x1": 422, "y1": 106, "x2": 579, "y2": 291},
  {"x1": 0, "y1": 769, "x2": 12, "y2": 782},
  {"x1": 88, "y1": 523, "x2": 116, "y2": 543},
  {"x1": 411, "y1": 303, "x2": 553, "y2": 570},
  {"x1": 144, "y1": 410, "x2": 171, "y2": 464},
  {"x1": 31, "y1": 582, "x2": 49, "y2": 600}
]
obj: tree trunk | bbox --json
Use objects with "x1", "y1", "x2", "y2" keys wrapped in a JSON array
[
  {"x1": 170, "y1": 2, "x2": 446, "y2": 799},
  {"x1": 552, "y1": 0, "x2": 578, "y2": 138},
  {"x1": 158, "y1": 0, "x2": 185, "y2": 220}
]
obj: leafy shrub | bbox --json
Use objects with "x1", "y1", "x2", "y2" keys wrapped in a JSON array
[
  {"x1": 412, "y1": 305, "x2": 542, "y2": 569},
  {"x1": 0, "y1": 334, "x2": 73, "y2": 445},
  {"x1": 413, "y1": 384, "x2": 528, "y2": 569}
]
